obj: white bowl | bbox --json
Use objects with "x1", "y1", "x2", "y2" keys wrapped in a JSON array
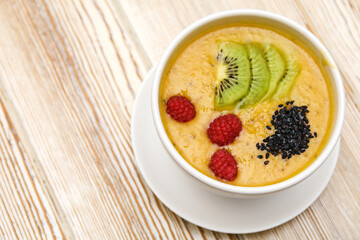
[{"x1": 151, "y1": 10, "x2": 345, "y2": 197}]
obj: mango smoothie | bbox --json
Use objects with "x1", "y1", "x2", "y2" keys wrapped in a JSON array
[{"x1": 159, "y1": 25, "x2": 332, "y2": 187}]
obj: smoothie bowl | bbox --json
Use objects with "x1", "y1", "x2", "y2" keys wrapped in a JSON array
[{"x1": 151, "y1": 10, "x2": 345, "y2": 197}]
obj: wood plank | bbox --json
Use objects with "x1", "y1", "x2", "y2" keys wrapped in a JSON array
[
  {"x1": 0, "y1": 0, "x2": 202, "y2": 238},
  {"x1": 0, "y1": 96, "x2": 64, "y2": 239}
]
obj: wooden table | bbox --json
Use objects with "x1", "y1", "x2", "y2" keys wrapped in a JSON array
[{"x1": 0, "y1": 0, "x2": 359, "y2": 239}]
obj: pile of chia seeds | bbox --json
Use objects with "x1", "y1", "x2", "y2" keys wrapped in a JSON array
[{"x1": 256, "y1": 101, "x2": 317, "y2": 163}]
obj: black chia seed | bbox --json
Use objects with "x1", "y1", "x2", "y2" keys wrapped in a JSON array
[
  {"x1": 264, "y1": 160, "x2": 269, "y2": 165},
  {"x1": 256, "y1": 101, "x2": 316, "y2": 160}
]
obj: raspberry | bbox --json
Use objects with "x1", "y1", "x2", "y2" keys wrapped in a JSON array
[
  {"x1": 166, "y1": 96, "x2": 196, "y2": 122},
  {"x1": 207, "y1": 114, "x2": 242, "y2": 146},
  {"x1": 209, "y1": 149, "x2": 238, "y2": 181}
]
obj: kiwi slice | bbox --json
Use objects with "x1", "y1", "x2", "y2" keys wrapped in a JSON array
[
  {"x1": 236, "y1": 43, "x2": 270, "y2": 109},
  {"x1": 273, "y1": 55, "x2": 300, "y2": 99},
  {"x1": 214, "y1": 42, "x2": 251, "y2": 109},
  {"x1": 261, "y1": 43, "x2": 285, "y2": 100}
]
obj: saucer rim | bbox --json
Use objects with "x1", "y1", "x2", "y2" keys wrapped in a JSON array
[{"x1": 131, "y1": 67, "x2": 339, "y2": 234}]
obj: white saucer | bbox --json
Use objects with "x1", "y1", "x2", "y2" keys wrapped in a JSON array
[{"x1": 131, "y1": 67, "x2": 340, "y2": 234}]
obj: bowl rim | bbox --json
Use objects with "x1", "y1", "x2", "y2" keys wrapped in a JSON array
[{"x1": 151, "y1": 9, "x2": 345, "y2": 195}]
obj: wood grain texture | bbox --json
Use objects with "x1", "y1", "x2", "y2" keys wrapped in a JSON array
[{"x1": 0, "y1": 0, "x2": 358, "y2": 239}]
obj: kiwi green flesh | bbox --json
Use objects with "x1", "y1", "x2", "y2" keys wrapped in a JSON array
[
  {"x1": 236, "y1": 43, "x2": 270, "y2": 109},
  {"x1": 273, "y1": 57, "x2": 300, "y2": 99},
  {"x1": 215, "y1": 42, "x2": 251, "y2": 109},
  {"x1": 261, "y1": 43, "x2": 285, "y2": 101}
]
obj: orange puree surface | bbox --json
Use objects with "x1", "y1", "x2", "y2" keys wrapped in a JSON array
[{"x1": 159, "y1": 26, "x2": 332, "y2": 186}]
